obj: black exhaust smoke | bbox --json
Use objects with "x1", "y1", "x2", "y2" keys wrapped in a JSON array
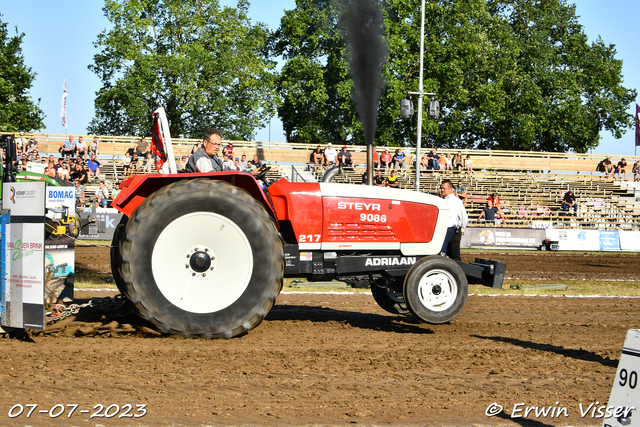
[{"x1": 342, "y1": 0, "x2": 388, "y2": 147}]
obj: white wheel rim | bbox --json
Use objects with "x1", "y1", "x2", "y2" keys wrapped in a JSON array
[
  {"x1": 152, "y1": 212, "x2": 253, "y2": 314},
  {"x1": 416, "y1": 268, "x2": 458, "y2": 312}
]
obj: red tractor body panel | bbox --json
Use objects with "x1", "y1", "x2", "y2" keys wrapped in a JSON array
[
  {"x1": 267, "y1": 179, "x2": 449, "y2": 256},
  {"x1": 112, "y1": 172, "x2": 276, "y2": 220},
  {"x1": 113, "y1": 174, "x2": 449, "y2": 257}
]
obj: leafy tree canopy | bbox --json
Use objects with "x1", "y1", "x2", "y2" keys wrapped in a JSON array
[
  {"x1": 0, "y1": 15, "x2": 45, "y2": 133},
  {"x1": 273, "y1": 0, "x2": 637, "y2": 152},
  {"x1": 89, "y1": 0, "x2": 277, "y2": 139}
]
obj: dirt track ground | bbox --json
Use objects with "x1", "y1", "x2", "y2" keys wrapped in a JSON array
[{"x1": 1, "y1": 247, "x2": 639, "y2": 427}]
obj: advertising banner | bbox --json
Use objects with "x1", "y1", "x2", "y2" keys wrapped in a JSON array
[
  {"x1": 78, "y1": 209, "x2": 123, "y2": 241},
  {"x1": 462, "y1": 227, "x2": 546, "y2": 249},
  {"x1": 44, "y1": 186, "x2": 75, "y2": 304},
  {"x1": 599, "y1": 230, "x2": 621, "y2": 251},
  {"x1": 546, "y1": 229, "x2": 623, "y2": 251},
  {"x1": 1, "y1": 182, "x2": 46, "y2": 330},
  {"x1": 620, "y1": 231, "x2": 640, "y2": 251}
]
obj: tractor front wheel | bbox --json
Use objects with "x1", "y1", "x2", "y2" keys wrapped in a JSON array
[
  {"x1": 403, "y1": 256, "x2": 468, "y2": 324},
  {"x1": 118, "y1": 179, "x2": 284, "y2": 338}
]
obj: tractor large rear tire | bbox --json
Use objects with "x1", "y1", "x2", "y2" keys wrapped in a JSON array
[
  {"x1": 119, "y1": 179, "x2": 284, "y2": 338},
  {"x1": 110, "y1": 215, "x2": 130, "y2": 298},
  {"x1": 403, "y1": 256, "x2": 468, "y2": 324}
]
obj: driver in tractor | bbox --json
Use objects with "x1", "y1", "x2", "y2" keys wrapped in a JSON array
[{"x1": 184, "y1": 128, "x2": 232, "y2": 173}]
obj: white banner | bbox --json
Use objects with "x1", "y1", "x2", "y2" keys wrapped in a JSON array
[
  {"x1": 60, "y1": 79, "x2": 68, "y2": 128},
  {"x1": 620, "y1": 231, "x2": 640, "y2": 251}
]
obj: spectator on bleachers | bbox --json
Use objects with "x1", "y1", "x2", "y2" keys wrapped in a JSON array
[
  {"x1": 16, "y1": 131, "x2": 27, "y2": 152},
  {"x1": 419, "y1": 155, "x2": 429, "y2": 175},
  {"x1": 455, "y1": 180, "x2": 467, "y2": 204},
  {"x1": 122, "y1": 152, "x2": 132, "y2": 174},
  {"x1": 76, "y1": 136, "x2": 87, "y2": 160},
  {"x1": 239, "y1": 154, "x2": 248, "y2": 170},
  {"x1": 324, "y1": 143, "x2": 337, "y2": 166},
  {"x1": 222, "y1": 154, "x2": 234, "y2": 170},
  {"x1": 617, "y1": 158, "x2": 627, "y2": 181},
  {"x1": 51, "y1": 158, "x2": 63, "y2": 173},
  {"x1": 19, "y1": 158, "x2": 27, "y2": 172},
  {"x1": 373, "y1": 149, "x2": 380, "y2": 169},
  {"x1": 134, "y1": 136, "x2": 150, "y2": 157},
  {"x1": 633, "y1": 161, "x2": 640, "y2": 182},
  {"x1": 374, "y1": 169, "x2": 385, "y2": 186},
  {"x1": 112, "y1": 182, "x2": 121, "y2": 201},
  {"x1": 438, "y1": 153, "x2": 447, "y2": 171},
  {"x1": 478, "y1": 199, "x2": 506, "y2": 223},
  {"x1": 380, "y1": 148, "x2": 392, "y2": 169},
  {"x1": 224, "y1": 142, "x2": 234, "y2": 159},
  {"x1": 386, "y1": 170, "x2": 399, "y2": 188},
  {"x1": 338, "y1": 145, "x2": 353, "y2": 167},
  {"x1": 191, "y1": 141, "x2": 202, "y2": 155},
  {"x1": 310, "y1": 145, "x2": 325, "y2": 166},
  {"x1": 131, "y1": 153, "x2": 139, "y2": 170},
  {"x1": 427, "y1": 148, "x2": 439, "y2": 170},
  {"x1": 95, "y1": 181, "x2": 110, "y2": 208},
  {"x1": 45, "y1": 162, "x2": 56, "y2": 178},
  {"x1": 445, "y1": 153, "x2": 453, "y2": 171},
  {"x1": 599, "y1": 156, "x2": 614, "y2": 177},
  {"x1": 57, "y1": 162, "x2": 70, "y2": 181},
  {"x1": 74, "y1": 179, "x2": 85, "y2": 207},
  {"x1": 361, "y1": 169, "x2": 367, "y2": 184},
  {"x1": 233, "y1": 158, "x2": 242, "y2": 171},
  {"x1": 562, "y1": 190, "x2": 578, "y2": 215},
  {"x1": 27, "y1": 136, "x2": 38, "y2": 155},
  {"x1": 60, "y1": 135, "x2": 76, "y2": 157},
  {"x1": 464, "y1": 154, "x2": 473, "y2": 174},
  {"x1": 76, "y1": 163, "x2": 89, "y2": 185},
  {"x1": 392, "y1": 147, "x2": 406, "y2": 169},
  {"x1": 87, "y1": 155, "x2": 102, "y2": 179},
  {"x1": 488, "y1": 192, "x2": 501, "y2": 207},
  {"x1": 143, "y1": 152, "x2": 153, "y2": 173},
  {"x1": 89, "y1": 136, "x2": 99, "y2": 157},
  {"x1": 252, "y1": 154, "x2": 263, "y2": 168}
]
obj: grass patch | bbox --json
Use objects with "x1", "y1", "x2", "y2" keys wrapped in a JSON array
[{"x1": 74, "y1": 269, "x2": 118, "y2": 289}]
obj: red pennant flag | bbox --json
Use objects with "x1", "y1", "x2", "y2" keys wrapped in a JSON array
[
  {"x1": 636, "y1": 103, "x2": 640, "y2": 147},
  {"x1": 151, "y1": 112, "x2": 168, "y2": 171}
]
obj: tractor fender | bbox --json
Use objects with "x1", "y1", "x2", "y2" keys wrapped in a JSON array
[{"x1": 112, "y1": 172, "x2": 277, "y2": 221}]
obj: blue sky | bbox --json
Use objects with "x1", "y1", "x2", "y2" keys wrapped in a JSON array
[{"x1": 1, "y1": 0, "x2": 638, "y2": 156}]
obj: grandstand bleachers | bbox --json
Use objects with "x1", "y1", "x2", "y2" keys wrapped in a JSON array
[{"x1": 18, "y1": 132, "x2": 640, "y2": 230}]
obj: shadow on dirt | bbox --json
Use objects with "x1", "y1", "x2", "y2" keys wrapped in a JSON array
[
  {"x1": 471, "y1": 335, "x2": 618, "y2": 367},
  {"x1": 267, "y1": 304, "x2": 435, "y2": 335},
  {"x1": 493, "y1": 411, "x2": 556, "y2": 427}
]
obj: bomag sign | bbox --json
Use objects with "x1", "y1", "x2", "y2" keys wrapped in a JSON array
[{"x1": 48, "y1": 190, "x2": 74, "y2": 199}]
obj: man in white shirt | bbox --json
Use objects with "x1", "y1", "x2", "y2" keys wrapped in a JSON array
[
  {"x1": 324, "y1": 143, "x2": 338, "y2": 166},
  {"x1": 439, "y1": 179, "x2": 468, "y2": 261}
]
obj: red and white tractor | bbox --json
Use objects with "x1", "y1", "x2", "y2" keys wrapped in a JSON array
[{"x1": 110, "y1": 109, "x2": 504, "y2": 338}]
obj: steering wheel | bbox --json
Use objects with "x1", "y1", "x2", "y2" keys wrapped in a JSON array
[{"x1": 254, "y1": 166, "x2": 271, "y2": 186}]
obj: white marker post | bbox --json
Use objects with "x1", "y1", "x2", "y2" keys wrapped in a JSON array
[{"x1": 603, "y1": 329, "x2": 640, "y2": 427}]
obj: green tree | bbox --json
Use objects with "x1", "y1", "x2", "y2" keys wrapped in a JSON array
[
  {"x1": 0, "y1": 15, "x2": 45, "y2": 133},
  {"x1": 89, "y1": 0, "x2": 276, "y2": 139},
  {"x1": 274, "y1": 0, "x2": 636, "y2": 152}
]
